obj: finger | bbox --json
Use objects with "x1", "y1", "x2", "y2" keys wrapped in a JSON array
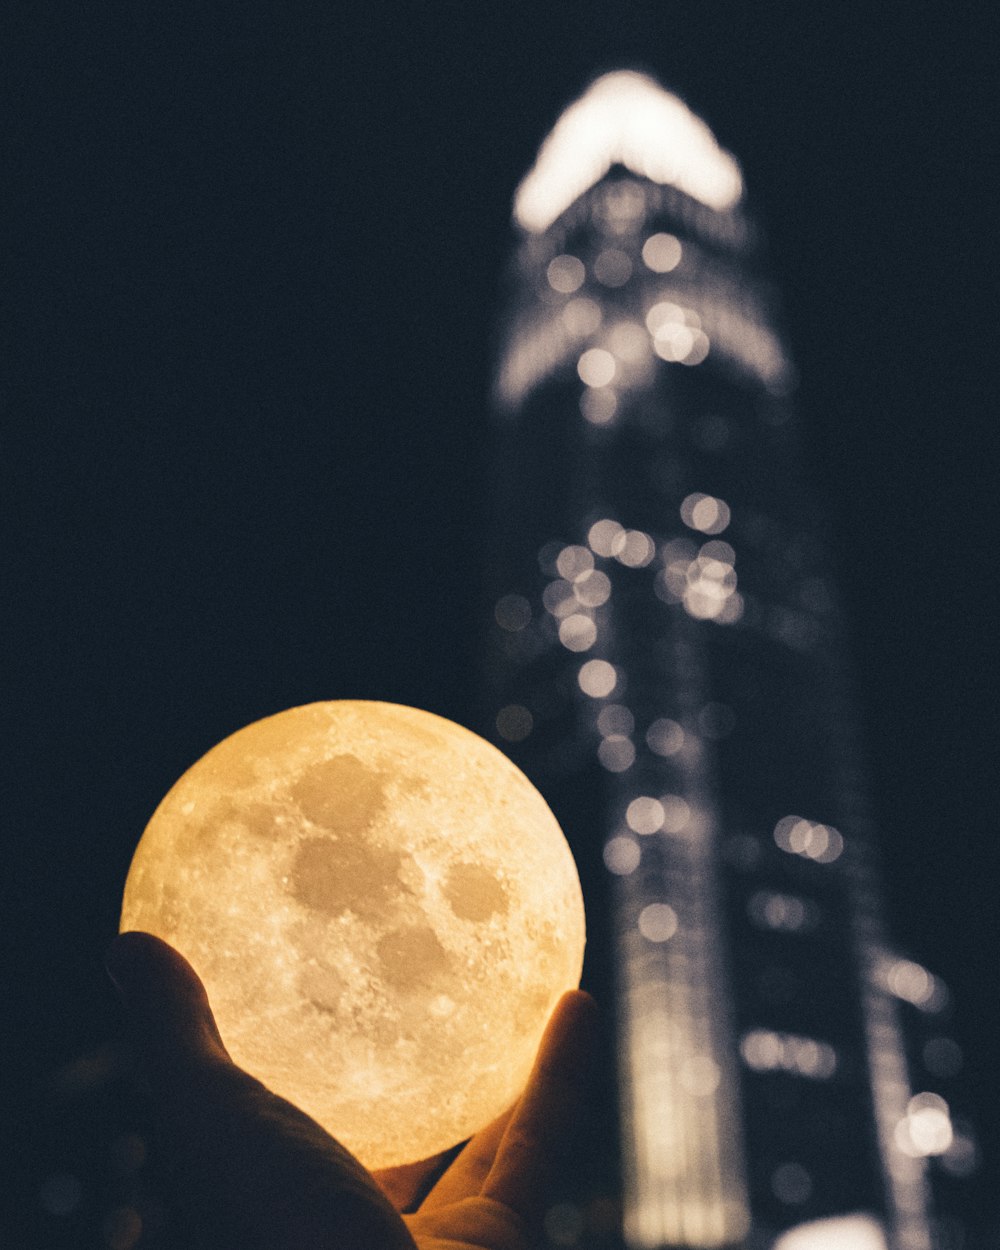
[
  {"x1": 481, "y1": 990, "x2": 598, "y2": 1222},
  {"x1": 417, "y1": 1103, "x2": 516, "y2": 1211},
  {"x1": 372, "y1": 1149, "x2": 452, "y2": 1212},
  {"x1": 105, "y1": 930, "x2": 231, "y2": 1088},
  {"x1": 107, "y1": 932, "x2": 416, "y2": 1249}
]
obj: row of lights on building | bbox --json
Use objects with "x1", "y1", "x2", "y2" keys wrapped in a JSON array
[
  {"x1": 740, "y1": 1028, "x2": 838, "y2": 1080},
  {"x1": 495, "y1": 502, "x2": 738, "y2": 682},
  {"x1": 545, "y1": 233, "x2": 684, "y2": 299}
]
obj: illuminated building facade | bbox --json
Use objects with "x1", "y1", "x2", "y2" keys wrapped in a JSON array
[{"x1": 486, "y1": 72, "x2": 973, "y2": 1250}]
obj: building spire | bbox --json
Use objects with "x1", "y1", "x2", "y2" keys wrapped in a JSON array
[{"x1": 513, "y1": 71, "x2": 744, "y2": 234}]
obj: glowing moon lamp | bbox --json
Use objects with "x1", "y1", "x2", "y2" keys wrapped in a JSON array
[{"x1": 120, "y1": 701, "x2": 586, "y2": 1169}]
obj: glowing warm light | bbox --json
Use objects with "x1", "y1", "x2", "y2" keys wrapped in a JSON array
[
  {"x1": 884, "y1": 959, "x2": 946, "y2": 1011},
  {"x1": 747, "y1": 891, "x2": 816, "y2": 932},
  {"x1": 740, "y1": 1029, "x2": 837, "y2": 1080},
  {"x1": 598, "y1": 736, "x2": 636, "y2": 772},
  {"x1": 580, "y1": 388, "x2": 618, "y2": 425},
  {"x1": 660, "y1": 795, "x2": 691, "y2": 833},
  {"x1": 574, "y1": 569, "x2": 612, "y2": 607},
  {"x1": 646, "y1": 718, "x2": 685, "y2": 756},
  {"x1": 773, "y1": 815, "x2": 844, "y2": 864},
  {"x1": 604, "y1": 835, "x2": 641, "y2": 875},
  {"x1": 578, "y1": 347, "x2": 617, "y2": 387},
  {"x1": 627, "y1": 796, "x2": 665, "y2": 834},
  {"x1": 559, "y1": 613, "x2": 598, "y2": 652},
  {"x1": 772, "y1": 1214, "x2": 889, "y2": 1250},
  {"x1": 563, "y1": 296, "x2": 602, "y2": 335},
  {"x1": 680, "y1": 492, "x2": 731, "y2": 535},
  {"x1": 895, "y1": 1093, "x2": 953, "y2": 1158},
  {"x1": 513, "y1": 71, "x2": 744, "y2": 234},
  {"x1": 642, "y1": 232, "x2": 683, "y2": 273},
  {"x1": 547, "y1": 254, "x2": 586, "y2": 294},
  {"x1": 638, "y1": 903, "x2": 678, "y2": 942},
  {"x1": 556, "y1": 544, "x2": 595, "y2": 581},
  {"x1": 588, "y1": 518, "x2": 627, "y2": 557},
  {"x1": 615, "y1": 530, "x2": 656, "y2": 568},
  {"x1": 608, "y1": 320, "x2": 651, "y2": 362},
  {"x1": 578, "y1": 659, "x2": 618, "y2": 697},
  {"x1": 120, "y1": 701, "x2": 586, "y2": 1170}
]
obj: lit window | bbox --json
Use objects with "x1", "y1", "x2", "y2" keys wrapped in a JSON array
[
  {"x1": 680, "y1": 493, "x2": 731, "y2": 535},
  {"x1": 603, "y1": 835, "x2": 641, "y2": 875},
  {"x1": 885, "y1": 959, "x2": 946, "y2": 1010},
  {"x1": 641, "y1": 232, "x2": 682, "y2": 273},
  {"x1": 747, "y1": 891, "x2": 816, "y2": 933},
  {"x1": 773, "y1": 816, "x2": 844, "y2": 864},
  {"x1": 646, "y1": 718, "x2": 684, "y2": 756},
  {"x1": 598, "y1": 735, "x2": 635, "y2": 772},
  {"x1": 626, "y1": 796, "x2": 664, "y2": 834},
  {"x1": 587, "y1": 518, "x2": 626, "y2": 557},
  {"x1": 660, "y1": 795, "x2": 690, "y2": 833},
  {"x1": 741, "y1": 1029, "x2": 837, "y2": 1080},
  {"x1": 577, "y1": 348, "x2": 617, "y2": 387},
  {"x1": 556, "y1": 544, "x2": 595, "y2": 581},
  {"x1": 580, "y1": 388, "x2": 618, "y2": 425},
  {"x1": 615, "y1": 530, "x2": 656, "y2": 568},
  {"x1": 652, "y1": 323, "x2": 693, "y2": 362},
  {"x1": 638, "y1": 903, "x2": 678, "y2": 942},
  {"x1": 894, "y1": 1093, "x2": 953, "y2": 1158},
  {"x1": 559, "y1": 614, "x2": 597, "y2": 652},
  {"x1": 573, "y1": 569, "x2": 612, "y2": 607},
  {"x1": 608, "y1": 321, "x2": 649, "y2": 362},
  {"x1": 546, "y1": 254, "x2": 586, "y2": 294},
  {"x1": 578, "y1": 659, "x2": 617, "y2": 697}
]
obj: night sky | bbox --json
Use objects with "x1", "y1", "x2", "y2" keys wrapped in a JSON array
[{"x1": 6, "y1": 2, "x2": 998, "y2": 1243}]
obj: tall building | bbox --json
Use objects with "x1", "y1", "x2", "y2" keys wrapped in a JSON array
[{"x1": 486, "y1": 72, "x2": 974, "y2": 1250}]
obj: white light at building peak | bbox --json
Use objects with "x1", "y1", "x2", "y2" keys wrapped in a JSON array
[{"x1": 513, "y1": 71, "x2": 745, "y2": 234}]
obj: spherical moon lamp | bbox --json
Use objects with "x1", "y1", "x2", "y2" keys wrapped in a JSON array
[{"x1": 120, "y1": 701, "x2": 585, "y2": 1169}]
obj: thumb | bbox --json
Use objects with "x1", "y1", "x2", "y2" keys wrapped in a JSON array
[{"x1": 105, "y1": 930, "x2": 231, "y2": 1088}]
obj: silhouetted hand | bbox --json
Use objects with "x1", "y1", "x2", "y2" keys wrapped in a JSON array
[{"x1": 106, "y1": 931, "x2": 598, "y2": 1250}]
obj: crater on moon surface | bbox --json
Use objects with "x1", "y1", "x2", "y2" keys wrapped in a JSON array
[{"x1": 120, "y1": 700, "x2": 585, "y2": 1169}]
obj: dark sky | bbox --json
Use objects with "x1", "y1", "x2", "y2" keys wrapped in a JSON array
[{"x1": 6, "y1": 0, "x2": 997, "y2": 1238}]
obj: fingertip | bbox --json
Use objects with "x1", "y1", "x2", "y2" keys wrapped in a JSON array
[
  {"x1": 105, "y1": 930, "x2": 172, "y2": 995},
  {"x1": 539, "y1": 989, "x2": 599, "y2": 1078},
  {"x1": 105, "y1": 930, "x2": 230, "y2": 1069}
]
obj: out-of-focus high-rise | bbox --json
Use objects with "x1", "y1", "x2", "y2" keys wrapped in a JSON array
[{"x1": 486, "y1": 71, "x2": 975, "y2": 1250}]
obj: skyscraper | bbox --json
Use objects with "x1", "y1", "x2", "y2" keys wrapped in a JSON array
[{"x1": 486, "y1": 72, "x2": 973, "y2": 1250}]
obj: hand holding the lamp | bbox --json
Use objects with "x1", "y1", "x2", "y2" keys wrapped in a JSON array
[{"x1": 106, "y1": 931, "x2": 598, "y2": 1250}]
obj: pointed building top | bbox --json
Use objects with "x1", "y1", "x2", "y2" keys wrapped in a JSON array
[{"x1": 513, "y1": 71, "x2": 744, "y2": 234}]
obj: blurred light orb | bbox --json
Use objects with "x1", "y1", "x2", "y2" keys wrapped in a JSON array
[{"x1": 120, "y1": 701, "x2": 585, "y2": 1169}]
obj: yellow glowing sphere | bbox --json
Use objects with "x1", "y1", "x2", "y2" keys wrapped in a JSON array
[{"x1": 120, "y1": 701, "x2": 585, "y2": 1169}]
